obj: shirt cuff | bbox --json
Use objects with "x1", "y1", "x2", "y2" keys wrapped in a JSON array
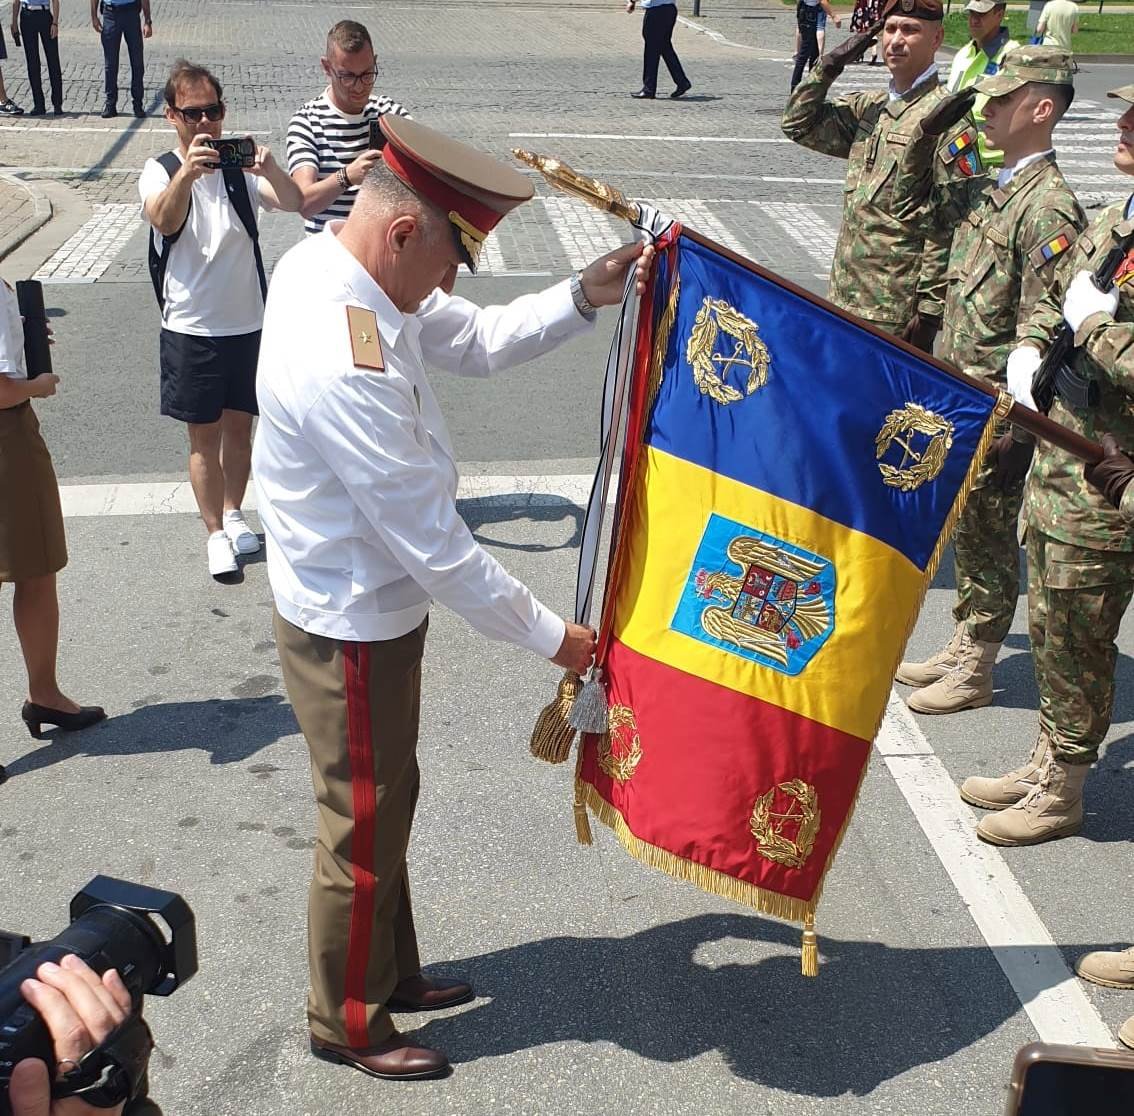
[{"x1": 523, "y1": 602, "x2": 567, "y2": 660}]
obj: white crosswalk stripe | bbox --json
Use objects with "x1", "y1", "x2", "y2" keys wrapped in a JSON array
[
  {"x1": 651, "y1": 198, "x2": 749, "y2": 256},
  {"x1": 34, "y1": 203, "x2": 137, "y2": 284},
  {"x1": 539, "y1": 195, "x2": 625, "y2": 270}
]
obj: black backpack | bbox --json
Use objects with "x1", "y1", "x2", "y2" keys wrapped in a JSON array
[{"x1": 147, "y1": 150, "x2": 268, "y2": 312}]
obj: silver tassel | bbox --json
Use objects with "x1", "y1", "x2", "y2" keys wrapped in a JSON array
[{"x1": 568, "y1": 669, "x2": 609, "y2": 734}]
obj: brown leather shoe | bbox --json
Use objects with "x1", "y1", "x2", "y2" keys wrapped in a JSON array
[
  {"x1": 388, "y1": 973, "x2": 474, "y2": 1012},
  {"x1": 310, "y1": 1034, "x2": 450, "y2": 1080}
]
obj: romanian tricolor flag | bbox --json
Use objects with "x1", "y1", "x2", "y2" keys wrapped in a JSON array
[{"x1": 570, "y1": 229, "x2": 1007, "y2": 969}]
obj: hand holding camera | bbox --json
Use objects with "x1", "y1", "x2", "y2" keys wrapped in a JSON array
[{"x1": 344, "y1": 147, "x2": 385, "y2": 189}]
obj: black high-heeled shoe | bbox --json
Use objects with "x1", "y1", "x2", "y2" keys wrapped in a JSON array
[{"x1": 21, "y1": 701, "x2": 107, "y2": 739}]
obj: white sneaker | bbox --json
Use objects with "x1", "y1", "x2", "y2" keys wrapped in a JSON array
[
  {"x1": 207, "y1": 531, "x2": 238, "y2": 577},
  {"x1": 222, "y1": 510, "x2": 261, "y2": 555}
]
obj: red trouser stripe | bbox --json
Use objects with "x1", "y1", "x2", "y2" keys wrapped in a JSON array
[{"x1": 342, "y1": 641, "x2": 376, "y2": 1050}]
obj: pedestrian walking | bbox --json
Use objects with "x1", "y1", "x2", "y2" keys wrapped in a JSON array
[
  {"x1": 141, "y1": 59, "x2": 302, "y2": 580},
  {"x1": 627, "y1": 0, "x2": 691, "y2": 100},
  {"x1": 287, "y1": 20, "x2": 409, "y2": 236},
  {"x1": 894, "y1": 48, "x2": 1083, "y2": 717},
  {"x1": 974, "y1": 82, "x2": 1134, "y2": 847},
  {"x1": 850, "y1": 0, "x2": 882, "y2": 63},
  {"x1": 91, "y1": 0, "x2": 150, "y2": 119},
  {"x1": 1, "y1": 278, "x2": 105, "y2": 787},
  {"x1": 946, "y1": 0, "x2": 1020, "y2": 169},
  {"x1": 782, "y1": 0, "x2": 982, "y2": 349},
  {"x1": 11, "y1": 0, "x2": 62, "y2": 115},
  {"x1": 0, "y1": 24, "x2": 24, "y2": 113},
  {"x1": 254, "y1": 113, "x2": 649, "y2": 1082},
  {"x1": 791, "y1": 0, "x2": 842, "y2": 92},
  {"x1": 1036, "y1": 0, "x2": 1078, "y2": 51}
]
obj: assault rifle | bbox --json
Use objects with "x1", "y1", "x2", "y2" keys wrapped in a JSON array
[{"x1": 1032, "y1": 197, "x2": 1134, "y2": 414}]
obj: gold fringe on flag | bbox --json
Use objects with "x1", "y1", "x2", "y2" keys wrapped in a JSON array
[
  {"x1": 529, "y1": 670, "x2": 581, "y2": 764},
  {"x1": 801, "y1": 913, "x2": 819, "y2": 977}
]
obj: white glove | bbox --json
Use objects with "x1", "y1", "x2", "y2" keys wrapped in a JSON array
[
  {"x1": 1006, "y1": 345, "x2": 1042, "y2": 411},
  {"x1": 1062, "y1": 270, "x2": 1119, "y2": 334}
]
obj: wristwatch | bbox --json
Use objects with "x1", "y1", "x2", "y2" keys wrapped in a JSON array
[{"x1": 569, "y1": 271, "x2": 597, "y2": 317}]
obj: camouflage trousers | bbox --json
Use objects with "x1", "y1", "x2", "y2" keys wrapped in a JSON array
[
  {"x1": 1027, "y1": 527, "x2": 1134, "y2": 765},
  {"x1": 951, "y1": 452, "x2": 1025, "y2": 644}
]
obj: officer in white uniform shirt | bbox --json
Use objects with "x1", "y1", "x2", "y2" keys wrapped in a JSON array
[{"x1": 253, "y1": 114, "x2": 651, "y2": 1083}]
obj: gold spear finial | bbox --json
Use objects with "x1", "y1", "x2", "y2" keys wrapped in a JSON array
[{"x1": 512, "y1": 148, "x2": 641, "y2": 224}]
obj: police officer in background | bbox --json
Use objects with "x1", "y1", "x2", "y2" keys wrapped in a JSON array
[
  {"x1": 90, "y1": 0, "x2": 150, "y2": 118},
  {"x1": 12, "y1": 0, "x2": 64, "y2": 115},
  {"x1": 975, "y1": 82, "x2": 1134, "y2": 847},
  {"x1": 946, "y1": 0, "x2": 1020, "y2": 170},
  {"x1": 782, "y1": 0, "x2": 982, "y2": 352},
  {"x1": 253, "y1": 115, "x2": 651, "y2": 1081},
  {"x1": 893, "y1": 49, "x2": 1083, "y2": 717}
]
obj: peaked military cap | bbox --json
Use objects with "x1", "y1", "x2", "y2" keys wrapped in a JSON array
[
  {"x1": 881, "y1": 0, "x2": 943, "y2": 20},
  {"x1": 975, "y1": 45, "x2": 1075, "y2": 98},
  {"x1": 379, "y1": 115, "x2": 534, "y2": 273},
  {"x1": 1108, "y1": 85, "x2": 1134, "y2": 106},
  {"x1": 964, "y1": 0, "x2": 1005, "y2": 12}
]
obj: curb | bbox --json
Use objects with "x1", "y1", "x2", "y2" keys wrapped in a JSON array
[{"x1": 0, "y1": 173, "x2": 53, "y2": 263}]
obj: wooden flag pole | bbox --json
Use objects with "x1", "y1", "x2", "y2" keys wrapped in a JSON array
[{"x1": 512, "y1": 149, "x2": 1103, "y2": 466}]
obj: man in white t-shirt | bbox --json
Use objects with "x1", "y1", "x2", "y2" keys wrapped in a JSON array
[
  {"x1": 141, "y1": 59, "x2": 302, "y2": 579},
  {"x1": 1036, "y1": 0, "x2": 1078, "y2": 51},
  {"x1": 286, "y1": 20, "x2": 409, "y2": 235}
]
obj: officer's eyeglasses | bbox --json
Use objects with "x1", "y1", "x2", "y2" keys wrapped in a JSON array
[
  {"x1": 174, "y1": 103, "x2": 225, "y2": 123},
  {"x1": 332, "y1": 68, "x2": 378, "y2": 89}
]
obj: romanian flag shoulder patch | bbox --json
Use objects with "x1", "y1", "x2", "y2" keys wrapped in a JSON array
[
  {"x1": 941, "y1": 128, "x2": 982, "y2": 178},
  {"x1": 1028, "y1": 226, "x2": 1077, "y2": 272}
]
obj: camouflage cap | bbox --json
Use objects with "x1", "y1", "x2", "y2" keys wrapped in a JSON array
[
  {"x1": 974, "y1": 45, "x2": 1075, "y2": 98},
  {"x1": 881, "y1": 0, "x2": 944, "y2": 21},
  {"x1": 1108, "y1": 85, "x2": 1134, "y2": 106}
]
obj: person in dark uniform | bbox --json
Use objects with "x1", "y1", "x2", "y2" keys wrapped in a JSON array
[
  {"x1": 12, "y1": 0, "x2": 63, "y2": 115},
  {"x1": 90, "y1": 0, "x2": 150, "y2": 118},
  {"x1": 626, "y1": 0, "x2": 692, "y2": 100}
]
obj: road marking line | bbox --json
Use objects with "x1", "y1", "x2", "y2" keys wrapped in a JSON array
[
  {"x1": 652, "y1": 197, "x2": 750, "y2": 256},
  {"x1": 510, "y1": 132, "x2": 790, "y2": 144},
  {"x1": 0, "y1": 125, "x2": 270, "y2": 135},
  {"x1": 755, "y1": 201, "x2": 838, "y2": 269},
  {"x1": 540, "y1": 195, "x2": 625, "y2": 269},
  {"x1": 877, "y1": 694, "x2": 1115, "y2": 1047},
  {"x1": 58, "y1": 476, "x2": 599, "y2": 518}
]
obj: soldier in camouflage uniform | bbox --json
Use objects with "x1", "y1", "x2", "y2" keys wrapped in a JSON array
[
  {"x1": 964, "y1": 82, "x2": 1134, "y2": 847},
  {"x1": 781, "y1": 0, "x2": 983, "y2": 351},
  {"x1": 892, "y1": 49, "x2": 1085, "y2": 717},
  {"x1": 1076, "y1": 436, "x2": 1134, "y2": 1051}
]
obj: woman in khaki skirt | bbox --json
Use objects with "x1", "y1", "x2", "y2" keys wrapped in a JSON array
[{"x1": 1, "y1": 279, "x2": 104, "y2": 786}]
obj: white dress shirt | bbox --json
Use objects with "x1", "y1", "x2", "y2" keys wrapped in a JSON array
[
  {"x1": 253, "y1": 223, "x2": 594, "y2": 653},
  {"x1": 997, "y1": 149, "x2": 1055, "y2": 190},
  {"x1": 889, "y1": 64, "x2": 939, "y2": 102}
]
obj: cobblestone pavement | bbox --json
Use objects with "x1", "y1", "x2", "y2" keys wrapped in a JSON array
[{"x1": 0, "y1": 173, "x2": 51, "y2": 260}]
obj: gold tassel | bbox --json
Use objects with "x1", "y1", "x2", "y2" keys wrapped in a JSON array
[
  {"x1": 574, "y1": 795, "x2": 594, "y2": 845},
  {"x1": 801, "y1": 913, "x2": 819, "y2": 978},
  {"x1": 529, "y1": 670, "x2": 581, "y2": 764}
]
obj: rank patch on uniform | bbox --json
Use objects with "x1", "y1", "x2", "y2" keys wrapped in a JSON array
[{"x1": 346, "y1": 306, "x2": 384, "y2": 371}]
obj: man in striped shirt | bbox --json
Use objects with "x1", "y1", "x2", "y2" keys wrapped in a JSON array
[{"x1": 287, "y1": 20, "x2": 409, "y2": 235}]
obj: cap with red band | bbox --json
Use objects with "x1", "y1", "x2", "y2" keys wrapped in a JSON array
[{"x1": 379, "y1": 115, "x2": 534, "y2": 273}]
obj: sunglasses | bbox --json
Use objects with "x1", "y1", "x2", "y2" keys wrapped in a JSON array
[{"x1": 173, "y1": 102, "x2": 225, "y2": 123}]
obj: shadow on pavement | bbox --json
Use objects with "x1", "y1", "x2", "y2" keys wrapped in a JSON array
[
  {"x1": 462, "y1": 496, "x2": 584, "y2": 553},
  {"x1": 415, "y1": 912, "x2": 1104, "y2": 1096},
  {"x1": 2, "y1": 694, "x2": 298, "y2": 778}
]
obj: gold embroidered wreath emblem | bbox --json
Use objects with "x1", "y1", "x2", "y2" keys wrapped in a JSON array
[
  {"x1": 598, "y1": 704, "x2": 643, "y2": 784},
  {"x1": 875, "y1": 403, "x2": 955, "y2": 492},
  {"x1": 686, "y1": 297, "x2": 770, "y2": 406},
  {"x1": 749, "y1": 779, "x2": 821, "y2": 869}
]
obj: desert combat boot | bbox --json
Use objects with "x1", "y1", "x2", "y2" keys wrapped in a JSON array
[
  {"x1": 976, "y1": 756, "x2": 1088, "y2": 846},
  {"x1": 959, "y1": 731, "x2": 1051, "y2": 810},
  {"x1": 895, "y1": 622, "x2": 968, "y2": 687},
  {"x1": 906, "y1": 635, "x2": 998, "y2": 715},
  {"x1": 1121, "y1": 1016, "x2": 1134, "y2": 1051},
  {"x1": 1076, "y1": 945, "x2": 1134, "y2": 990}
]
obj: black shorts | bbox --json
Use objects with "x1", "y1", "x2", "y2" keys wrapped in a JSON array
[{"x1": 159, "y1": 328, "x2": 261, "y2": 425}]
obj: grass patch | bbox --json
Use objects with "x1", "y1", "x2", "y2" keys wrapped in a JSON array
[{"x1": 942, "y1": 12, "x2": 1132, "y2": 54}]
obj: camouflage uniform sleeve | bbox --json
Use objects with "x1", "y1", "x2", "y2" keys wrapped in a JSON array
[
  {"x1": 914, "y1": 209, "x2": 950, "y2": 320},
  {"x1": 1017, "y1": 255, "x2": 1069, "y2": 352},
  {"x1": 1015, "y1": 200, "x2": 1086, "y2": 343},
  {"x1": 781, "y1": 69, "x2": 870, "y2": 158},
  {"x1": 890, "y1": 122, "x2": 984, "y2": 224},
  {"x1": 1075, "y1": 311, "x2": 1134, "y2": 394}
]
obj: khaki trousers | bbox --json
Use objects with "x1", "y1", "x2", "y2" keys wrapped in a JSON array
[{"x1": 273, "y1": 610, "x2": 427, "y2": 1048}]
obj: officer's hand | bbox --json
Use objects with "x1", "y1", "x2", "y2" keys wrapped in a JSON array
[
  {"x1": 1063, "y1": 270, "x2": 1119, "y2": 333},
  {"x1": 900, "y1": 312, "x2": 940, "y2": 354},
  {"x1": 1084, "y1": 434, "x2": 1134, "y2": 510},
  {"x1": 183, "y1": 134, "x2": 220, "y2": 180},
  {"x1": 7, "y1": 955, "x2": 131, "y2": 1116},
  {"x1": 27, "y1": 374, "x2": 60, "y2": 399},
  {"x1": 819, "y1": 24, "x2": 881, "y2": 79},
  {"x1": 580, "y1": 241, "x2": 649, "y2": 307},
  {"x1": 920, "y1": 89, "x2": 978, "y2": 139},
  {"x1": 345, "y1": 148, "x2": 384, "y2": 188},
  {"x1": 1006, "y1": 344, "x2": 1041, "y2": 410},
  {"x1": 991, "y1": 432, "x2": 1034, "y2": 492},
  {"x1": 552, "y1": 623, "x2": 597, "y2": 675}
]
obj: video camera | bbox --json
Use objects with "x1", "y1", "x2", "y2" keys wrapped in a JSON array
[{"x1": 0, "y1": 877, "x2": 196, "y2": 1115}]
